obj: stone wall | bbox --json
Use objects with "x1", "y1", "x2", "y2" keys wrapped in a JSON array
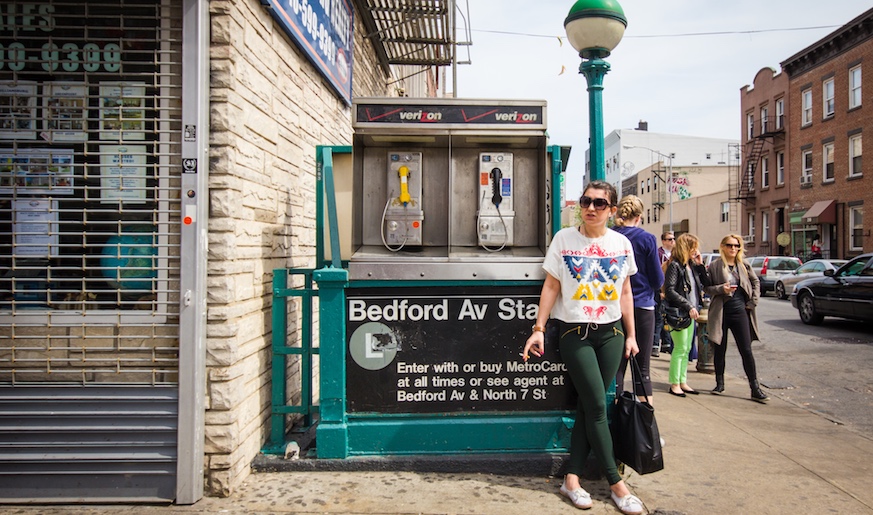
[{"x1": 205, "y1": 0, "x2": 391, "y2": 496}]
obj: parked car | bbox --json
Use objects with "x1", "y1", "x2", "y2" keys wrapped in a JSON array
[
  {"x1": 748, "y1": 256, "x2": 803, "y2": 295},
  {"x1": 790, "y1": 253, "x2": 873, "y2": 325},
  {"x1": 700, "y1": 252, "x2": 719, "y2": 267},
  {"x1": 774, "y1": 259, "x2": 848, "y2": 299}
]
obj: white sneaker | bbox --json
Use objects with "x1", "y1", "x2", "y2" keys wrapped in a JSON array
[
  {"x1": 611, "y1": 492, "x2": 645, "y2": 515},
  {"x1": 560, "y1": 482, "x2": 593, "y2": 509},
  {"x1": 660, "y1": 436, "x2": 665, "y2": 447}
]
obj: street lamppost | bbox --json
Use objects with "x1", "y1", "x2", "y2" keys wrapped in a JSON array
[
  {"x1": 623, "y1": 145, "x2": 674, "y2": 232},
  {"x1": 564, "y1": 0, "x2": 627, "y2": 183}
]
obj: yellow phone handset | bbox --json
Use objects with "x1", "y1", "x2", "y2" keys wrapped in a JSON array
[{"x1": 398, "y1": 165, "x2": 411, "y2": 205}]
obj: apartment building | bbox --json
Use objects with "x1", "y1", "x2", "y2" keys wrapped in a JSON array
[
  {"x1": 741, "y1": 8, "x2": 872, "y2": 259},
  {"x1": 739, "y1": 68, "x2": 790, "y2": 256}
]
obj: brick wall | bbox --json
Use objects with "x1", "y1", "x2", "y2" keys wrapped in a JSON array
[
  {"x1": 787, "y1": 37, "x2": 873, "y2": 257},
  {"x1": 205, "y1": 0, "x2": 391, "y2": 496},
  {"x1": 740, "y1": 67, "x2": 790, "y2": 256}
]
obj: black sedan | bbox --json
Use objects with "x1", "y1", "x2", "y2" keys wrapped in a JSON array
[{"x1": 790, "y1": 253, "x2": 873, "y2": 325}]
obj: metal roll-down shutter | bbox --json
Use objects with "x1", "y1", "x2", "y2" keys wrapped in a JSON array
[{"x1": 0, "y1": 0, "x2": 184, "y2": 501}]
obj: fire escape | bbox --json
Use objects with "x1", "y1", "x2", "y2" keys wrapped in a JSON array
[{"x1": 729, "y1": 115, "x2": 784, "y2": 236}]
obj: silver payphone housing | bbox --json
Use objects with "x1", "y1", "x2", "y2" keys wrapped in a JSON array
[
  {"x1": 383, "y1": 151, "x2": 424, "y2": 247},
  {"x1": 477, "y1": 151, "x2": 514, "y2": 249},
  {"x1": 348, "y1": 98, "x2": 551, "y2": 281}
]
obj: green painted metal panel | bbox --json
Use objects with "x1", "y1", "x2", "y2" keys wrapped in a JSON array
[{"x1": 345, "y1": 414, "x2": 572, "y2": 455}]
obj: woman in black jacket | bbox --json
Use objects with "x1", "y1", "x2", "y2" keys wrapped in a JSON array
[{"x1": 663, "y1": 233, "x2": 709, "y2": 397}]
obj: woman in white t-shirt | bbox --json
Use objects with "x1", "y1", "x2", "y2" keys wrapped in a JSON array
[{"x1": 523, "y1": 181, "x2": 643, "y2": 515}]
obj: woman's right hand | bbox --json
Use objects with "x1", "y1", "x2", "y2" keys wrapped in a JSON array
[
  {"x1": 523, "y1": 332, "x2": 544, "y2": 361},
  {"x1": 690, "y1": 307, "x2": 700, "y2": 320}
]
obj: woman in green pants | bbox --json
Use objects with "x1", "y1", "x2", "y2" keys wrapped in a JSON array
[
  {"x1": 663, "y1": 233, "x2": 708, "y2": 397},
  {"x1": 523, "y1": 180, "x2": 644, "y2": 515}
]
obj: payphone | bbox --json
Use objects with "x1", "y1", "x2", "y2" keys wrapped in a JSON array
[
  {"x1": 382, "y1": 151, "x2": 423, "y2": 250},
  {"x1": 477, "y1": 152, "x2": 514, "y2": 251}
]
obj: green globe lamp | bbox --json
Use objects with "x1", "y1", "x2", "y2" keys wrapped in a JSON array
[{"x1": 564, "y1": 0, "x2": 627, "y2": 182}]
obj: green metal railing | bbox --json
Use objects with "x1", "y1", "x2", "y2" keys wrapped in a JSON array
[{"x1": 264, "y1": 268, "x2": 319, "y2": 454}]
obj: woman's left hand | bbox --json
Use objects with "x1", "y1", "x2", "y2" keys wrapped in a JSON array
[
  {"x1": 624, "y1": 336, "x2": 639, "y2": 358},
  {"x1": 690, "y1": 307, "x2": 700, "y2": 320}
]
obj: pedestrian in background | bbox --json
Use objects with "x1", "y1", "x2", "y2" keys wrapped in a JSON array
[
  {"x1": 523, "y1": 181, "x2": 644, "y2": 515},
  {"x1": 663, "y1": 233, "x2": 708, "y2": 397},
  {"x1": 658, "y1": 231, "x2": 674, "y2": 264},
  {"x1": 704, "y1": 234, "x2": 769, "y2": 403},
  {"x1": 613, "y1": 195, "x2": 663, "y2": 406},
  {"x1": 654, "y1": 232, "x2": 676, "y2": 355}
]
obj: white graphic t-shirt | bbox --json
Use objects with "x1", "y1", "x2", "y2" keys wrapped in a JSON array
[{"x1": 542, "y1": 227, "x2": 637, "y2": 324}]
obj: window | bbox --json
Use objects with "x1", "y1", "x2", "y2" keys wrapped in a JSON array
[
  {"x1": 760, "y1": 106, "x2": 769, "y2": 134},
  {"x1": 802, "y1": 150, "x2": 813, "y2": 184},
  {"x1": 850, "y1": 65, "x2": 862, "y2": 109},
  {"x1": 747, "y1": 113, "x2": 754, "y2": 140},
  {"x1": 640, "y1": 180, "x2": 644, "y2": 192},
  {"x1": 823, "y1": 142, "x2": 834, "y2": 182},
  {"x1": 761, "y1": 156, "x2": 770, "y2": 188},
  {"x1": 746, "y1": 162, "x2": 755, "y2": 191},
  {"x1": 776, "y1": 98, "x2": 784, "y2": 129},
  {"x1": 653, "y1": 207, "x2": 658, "y2": 223},
  {"x1": 802, "y1": 89, "x2": 813, "y2": 125},
  {"x1": 748, "y1": 212, "x2": 756, "y2": 241},
  {"x1": 850, "y1": 206, "x2": 864, "y2": 251},
  {"x1": 777, "y1": 151, "x2": 785, "y2": 184},
  {"x1": 823, "y1": 78, "x2": 835, "y2": 118},
  {"x1": 721, "y1": 202, "x2": 729, "y2": 223},
  {"x1": 646, "y1": 209, "x2": 650, "y2": 224},
  {"x1": 647, "y1": 178, "x2": 651, "y2": 193},
  {"x1": 762, "y1": 211, "x2": 770, "y2": 242},
  {"x1": 849, "y1": 134, "x2": 862, "y2": 177}
]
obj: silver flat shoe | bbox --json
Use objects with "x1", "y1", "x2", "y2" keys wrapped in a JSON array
[
  {"x1": 560, "y1": 483, "x2": 593, "y2": 509},
  {"x1": 611, "y1": 492, "x2": 645, "y2": 515}
]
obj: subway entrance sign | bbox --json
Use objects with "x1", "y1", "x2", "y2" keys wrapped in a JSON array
[{"x1": 346, "y1": 286, "x2": 576, "y2": 414}]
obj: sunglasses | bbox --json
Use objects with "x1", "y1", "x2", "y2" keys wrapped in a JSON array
[
  {"x1": 663, "y1": 238, "x2": 675, "y2": 241},
  {"x1": 724, "y1": 243, "x2": 742, "y2": 249},
  {"x1": 580, "y1": 196, "x2": 611, "y2": 210}
]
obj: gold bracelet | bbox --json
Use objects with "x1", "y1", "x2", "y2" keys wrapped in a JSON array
[{"x1": 532, "y1": 324, "x2": 546, "y2": 333}]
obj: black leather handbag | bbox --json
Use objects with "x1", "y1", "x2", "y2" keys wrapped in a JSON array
[
  {"x1": 611, "y1": 355, "x2": 664, "y2": 475},
  {"x1": 663, "y1": 305, "x2": 692, "y2": 331}
]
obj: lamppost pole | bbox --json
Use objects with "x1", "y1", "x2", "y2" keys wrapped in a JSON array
[
  {"x1": 564, "y1": 0, "x2": 627, "y2": 184},
  {"x1": 667, "y1": 153, "x2": 674, "y2": 232},
  {"x1": 581, "y1": 58, "x2": 611, "y2": 182}
]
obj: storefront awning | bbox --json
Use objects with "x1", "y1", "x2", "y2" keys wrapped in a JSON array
[{"x1": 801, "y1": 200, "x2": 836, "y2": 224}]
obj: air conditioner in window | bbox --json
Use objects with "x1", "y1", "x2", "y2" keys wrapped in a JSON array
[
  {"x1": 743, "y1": 235, "x2": 754, "y2": 244},
  {"x1": 800, "y1": 175, "x2": 811, "y2": 185}
]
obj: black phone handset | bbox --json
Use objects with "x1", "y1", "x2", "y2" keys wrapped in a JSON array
[{"x1": 490, "y1": 167, "x2": 503, "y2": 207}]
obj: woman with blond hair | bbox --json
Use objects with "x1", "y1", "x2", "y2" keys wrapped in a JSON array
[
  {"x1": 663, "y1": 233, "x2": 708, "y2": 397},
  {"x1": 703, "y1": 234, "x2": 768, "y2": 402},
  {"x1": 612, "y1": 195, "x2": 663, "y2": 405}
]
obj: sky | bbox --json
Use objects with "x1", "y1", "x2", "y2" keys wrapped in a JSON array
[{"x1": 454, "y1": 0, "x2": 870, "y2": 200}]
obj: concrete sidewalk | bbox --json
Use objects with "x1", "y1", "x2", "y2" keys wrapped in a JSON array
[{"x1": 5, "y1": 356, "x2": 873, "y2": 515}]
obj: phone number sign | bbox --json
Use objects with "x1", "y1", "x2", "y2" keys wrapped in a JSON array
[
  {"x1": 345, "y1": 286, "x2": 576, "y2": 414},
  {"x1": 262, "y1": 0, "x2": 353, "y2": 105}
]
